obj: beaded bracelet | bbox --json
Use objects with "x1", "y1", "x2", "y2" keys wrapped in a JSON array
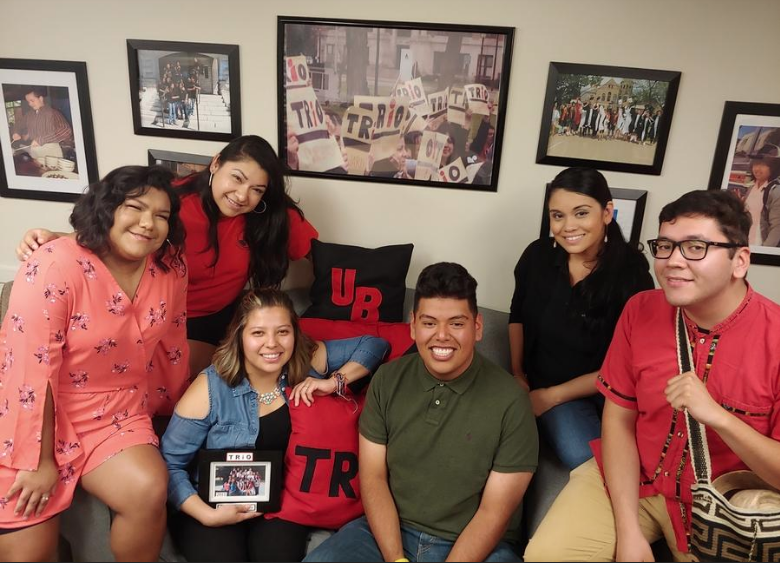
[{"x1": 332, "y1": 371, "x2": 358, "y2": 413}]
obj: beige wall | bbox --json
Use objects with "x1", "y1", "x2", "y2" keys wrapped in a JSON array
[{"x1": 1, "y1": 0, "x2": 778, "y2": 310}]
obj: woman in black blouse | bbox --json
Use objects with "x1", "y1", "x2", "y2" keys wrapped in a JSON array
[{"x1": 508, "y1": 167, "x2": 653, "y2": 469}]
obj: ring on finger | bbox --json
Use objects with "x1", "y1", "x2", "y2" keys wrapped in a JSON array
[{"x1": 41, "y1": 494, "x2": 50, "y2": 502}]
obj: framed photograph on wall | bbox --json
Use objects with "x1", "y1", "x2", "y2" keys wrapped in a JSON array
[
  {"x1": 148, "y1": 148, "x2": 211, "y2": 177},
  {"x1": 127, "y1": 39, "x2": 241, "y2": 142},
  {"x1": 0, "y1": 58, "x2": 98, "y2": 202},
  {"x1": 536, "y1": 62, "x2": 681, "y2": 176},
  {"x1": 198, "y1": 450, "x2": 282, "y2": 512},
  {"x1": 278, "y1": 16, "x2": 515, "y2": 192},
  {"x1": 539, "y1": 183, "x2": 648, "y2": 247},
  {"x1": 707, "y1": 101, "x2": 780, "y2": 266}
]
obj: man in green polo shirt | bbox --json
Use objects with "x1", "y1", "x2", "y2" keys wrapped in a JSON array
[{"x1": 305, "y1": 262, "x2": 538, "y2": 562}]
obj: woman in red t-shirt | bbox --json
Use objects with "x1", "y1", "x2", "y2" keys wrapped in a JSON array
[{"x1": 16, "y1": 135, "x2": 318, "y2": 378}]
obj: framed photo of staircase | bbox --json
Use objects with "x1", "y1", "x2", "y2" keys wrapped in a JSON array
[{"x1": 127, "y1": 39, "x2": 241, "y2": 141}]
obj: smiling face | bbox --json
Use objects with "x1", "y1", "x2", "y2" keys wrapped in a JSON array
[
  {"x1": 210, "y1": 156, "x2": 269, "y2": 217},
  {"x1": 548, "y1": 188, "x2": 613, "y2": 260},
  {"x1": 654, "y1": 215, "x2": 749, "y2": 324},
  {"x1": 107, "y1": 187, "x2": 171, "y2": 267},
  {"x1": 242, "y1": 306, "x2": 295, "y2": 379},
  {"x1": 411, "y1": 297, "x2": 483, "y2": 381}
]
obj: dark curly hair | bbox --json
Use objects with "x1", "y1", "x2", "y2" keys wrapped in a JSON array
[
  {"x1": 177, "y1": 135, "x2": 304, "y2": 288},
  {"x1": 69, "y1": 165, "x2": 186, "y2": 274}
]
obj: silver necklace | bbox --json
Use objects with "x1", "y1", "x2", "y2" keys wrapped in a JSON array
[{"x1": 257, "y1": 384, "x2": 282, "y2": 405}]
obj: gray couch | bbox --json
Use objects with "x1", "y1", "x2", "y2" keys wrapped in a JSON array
[{"x1": 0, "y1": 282, "x2": 570, "y2": 561}]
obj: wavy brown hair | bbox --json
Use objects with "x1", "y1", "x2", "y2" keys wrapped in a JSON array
[{"x1": 212, "y1": 288, "x2": 316, "y2": 387}]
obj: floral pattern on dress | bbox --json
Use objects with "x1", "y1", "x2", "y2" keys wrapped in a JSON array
[
  {"x1": 77, "y1": 257, "x2": 97, "y2": 280},
  {"x1": 33, "y1": 346, "x2": 50, "y2": 365},
  {"x1": 19, "y1": 385, "x2": 35, "y2": 410},
  {"x1": 56, "y1": 440, "x2": 80, "y2": 456},
  {"x1": 69, "y1": 371, "x2": 89, "y2": 388},
  {"x1": 106, "y1": 293, "x2": 125, "y2": 316},
  {"x1": 146, "y1": 300, "x2": 167, "y2": 327},
  {"x1": 94, "y1": 338, "x2": 118, "y2": 355},
  {"x1": 25, "y1": 260, "x2": 40, "y2": 284},
  {"x1": 69, "y1": 313, "x2": 90, "y2": 331}
]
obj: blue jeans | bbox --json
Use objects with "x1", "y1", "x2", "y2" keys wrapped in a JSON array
[
  {"x1": 304, "y1": 516, "x2": 520, "y2": 562},
  {"x1": 537, "y1": 395, "x2": 604, "y2": 470}
]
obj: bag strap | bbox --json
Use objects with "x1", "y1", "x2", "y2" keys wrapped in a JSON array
[{"x1": 676, "y1": 307, "x2": 713, "y2": 485}]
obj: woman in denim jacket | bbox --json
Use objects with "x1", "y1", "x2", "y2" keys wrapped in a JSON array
[{"x1": 161, "y1": 288, "x2": 389, "y2": 562}]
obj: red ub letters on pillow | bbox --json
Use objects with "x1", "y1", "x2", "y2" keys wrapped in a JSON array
[{"x1": 265, "y1": 388, "x2": 365, "y2": 529}]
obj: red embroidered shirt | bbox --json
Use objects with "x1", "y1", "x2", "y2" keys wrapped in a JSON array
[{"x1": 594, "y1": 286, "x2": 780, "y2": 553}]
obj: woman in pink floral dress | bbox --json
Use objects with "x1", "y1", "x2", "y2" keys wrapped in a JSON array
[{"x1": 0, "y1": 165, "x2": 189, "y2": 561}]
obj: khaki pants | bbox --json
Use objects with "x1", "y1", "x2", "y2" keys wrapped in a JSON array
[{"x1": 524, "y1": 458, "x2": 696, "y2": 562}]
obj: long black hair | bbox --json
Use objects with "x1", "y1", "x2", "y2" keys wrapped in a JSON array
[
  {"x1": 548, "y1": 167, "x2": 649, "y2": 338},
  {"x1": 177, "y1": 135, "x2": 304, "y2": 288},
  {"x1": 70, "y1": 165, "x2": 186, "y2": 275}
]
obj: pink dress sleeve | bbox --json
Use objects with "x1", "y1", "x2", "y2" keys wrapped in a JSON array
[{"x1": 0, "y1": 250, "x2": 81, "y2": 470}]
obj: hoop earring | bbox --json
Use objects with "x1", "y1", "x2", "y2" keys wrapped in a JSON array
[{"x1": 252, "y1": 200, "x2": 267, "y2": 214}]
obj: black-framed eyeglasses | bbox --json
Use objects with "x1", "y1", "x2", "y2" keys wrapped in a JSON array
[{"x1": 647, "y1": 238, "x2": 742, "y2": 261}]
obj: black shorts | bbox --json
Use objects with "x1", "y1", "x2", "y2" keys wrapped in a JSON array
[{"x1": 186, "y1": 299, "x2": 240, "y2": 347}]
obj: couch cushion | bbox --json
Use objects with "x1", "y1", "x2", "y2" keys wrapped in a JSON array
[{"x1": 304, "y1": 240, "x2": 413, "y2": 323}]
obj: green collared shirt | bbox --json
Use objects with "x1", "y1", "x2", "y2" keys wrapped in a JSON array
[{"x1": 360, "y1": 352, "x2": 538, "y2": 542}]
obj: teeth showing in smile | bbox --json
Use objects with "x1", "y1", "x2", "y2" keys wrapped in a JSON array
[
  {"x1": 226, "y1": 197, "x2": 245, "y2": 209},
  {"x1": 261, "y1": 353, "x2": 281, "y2": 360},
  {"x1": 564, "y1": 235, "x2": 584, "y2": 242},
  {"x1": 431, "y1": 347, "x2": 454, "y2": 359}
]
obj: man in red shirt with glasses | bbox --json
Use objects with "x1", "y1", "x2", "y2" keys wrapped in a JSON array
[{"x1": 526, "y1": 189, "x2": 780, "y2": 562}]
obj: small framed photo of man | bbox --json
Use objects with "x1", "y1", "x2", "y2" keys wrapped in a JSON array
[
  {"x1": 148, "y1": 148, "x2": 211, "y2": 177},
  {"x1": 127, "y1": 39, "x2": 241, "y2": 142},
  {"x1": 198, "y1": 450, "x2": 282, "y2": 512},
  {"x1": 0, "y1": 58, "x2": 98, "y2": 202},
  {"x1": 536, "y1": 62, "x2": 681, "y2": 176},
  {"x1": 708, "y1": 101, "x2": 780, "y2": 266}
]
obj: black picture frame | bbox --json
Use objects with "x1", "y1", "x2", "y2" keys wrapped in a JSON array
[
  {"x1": 197, "y1": 449, "x2": 283, "y2": 512},
  {"x1": 127, "y1": 39, "x2": 241, "y2": 142},
  {"x1": 707, "y1": 101, "x2": 780, "y2": 266},
  {"x1": 148, "y1": 148, "x2": 212, "y2": 177},
  {"x1": 536, "y1": 62, "x2": 681, "y2": 176},
  {"x1": 278, "y1": 16, "x2": 515, "y2": 192},
  {"x1": 0, "y1": 58, "x2": 98, "y2": 202},
  {"x1": 539, "y1": 183, "x2": 648, "y2": 247}
]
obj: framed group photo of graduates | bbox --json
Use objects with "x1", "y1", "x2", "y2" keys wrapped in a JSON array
[
  {"x1": 127, "y1": 39, "x2": 241, "y2": 142},
  {"x1": 536, "y1": 62, "x2": 681, "y2": 176},
  {"x1": 278, "y1": 16, "x2": 515, "y2": 192},
  {"x1": 708, "y1": 101, "x2": 780, "y2": 266},
  {"x1": 0, "y1": 58, "x2": 98, "y2": 202}
]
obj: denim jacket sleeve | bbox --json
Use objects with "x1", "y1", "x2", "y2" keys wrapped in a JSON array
[
  {"x1": 161, "y1": 411, "x2": 212, "y2": 509},
  {"x1": 322, "y1": 336, "x2": 390, "y2": 374}
]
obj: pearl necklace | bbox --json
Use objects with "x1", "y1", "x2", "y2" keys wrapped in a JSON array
[{"x1": 257, "y1": 384, "x2": 282, "y2": 405}]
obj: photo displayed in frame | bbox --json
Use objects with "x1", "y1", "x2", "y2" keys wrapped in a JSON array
[
  {"x1": 536, "y1": 62, "x2": 680, "y2": 176},
  {"x1": 0, "y1": 58, "x2": 98, "y2": 202},
  {"x1": 148, "y1": 149, "x2": 211, "y2": 177},
  {"x1": 127, "y1": 39, "x2": 241, "y2": 142},
  {"x1": 539, "y1": 183, "x2": 648, "y2": 247},
  {"x1": 198, "y1": 450, "x2": 282, "y2": 512},
  {"x1": 278, "y1": 16, "x2": 514, "y2": 192},
  {"x1": 707, "y1": 101, "x2": 780, "y2": 266}
]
